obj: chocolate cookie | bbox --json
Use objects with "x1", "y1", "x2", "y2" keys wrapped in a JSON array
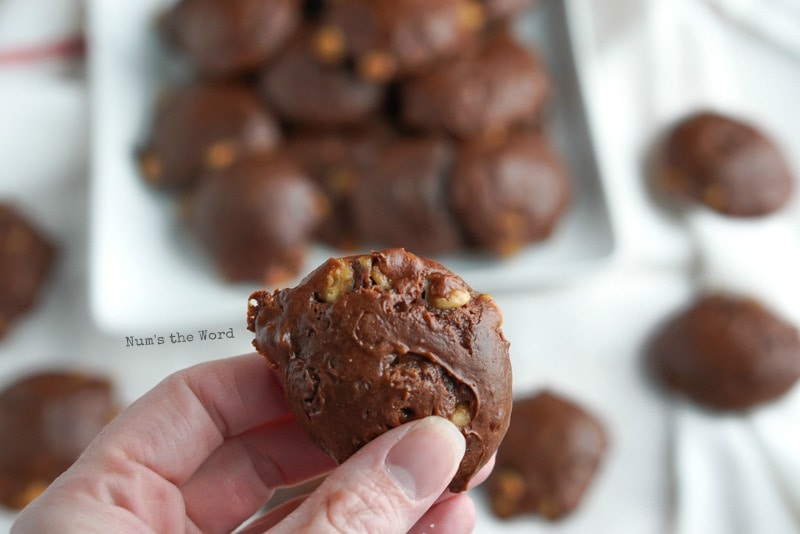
[
  {"x1": 163, "y1": 0, "x2": 300, "y2": 77},
  {"x1": 184, "y1": 154, "x2": 327, "y2": 284},
  {"x1": 285, "y1": 124, "x2": 391, "y2": 249},
  {"x1": 317, "y1": 0, "x2": 484, "y2": 82},
  {"x1": 401, "y1": 31, "x2": 551, "y2": 139},
  {"x1": 451, "y1": 132, "x2": 571, "y2": 255},
  {"x1": 648, "y1": 294, "x2": 800, "y2": 411},
  {"x1": 656, "y1": 111, "x2": 794, "y2": 217},
  {"x1": 248, "y1": 248, "x2": 512, "y2": 492},
  {"x1": 488, "y1": 390, "x2": 608, "y2": 520},
  {"x1": 258, "y1": 28, "x2": 384, "y2": 128},
  {"x1": 350, "y1": 136, "x2": 465, "y2": 256},
  {"x1": 0, "y1": 371, "x2": 118, "y2": 509},
  {"x1": 138, "y1": 82, "x2": 280, "y2": 191},
  {"x1": 0, "y1": 204, "x2": 57, "y2": 339},
  {"x1": 482, "y1": 0, "x2": 538, "y2": 21}
]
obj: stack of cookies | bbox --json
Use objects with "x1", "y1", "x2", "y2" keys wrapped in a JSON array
[{"x1": 138, "y1": 0, "x2": 572, "y2": 284}]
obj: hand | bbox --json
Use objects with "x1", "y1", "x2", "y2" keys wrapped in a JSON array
[{"x1": 12, "y1": 353, "x2": 489, "y2": 533}]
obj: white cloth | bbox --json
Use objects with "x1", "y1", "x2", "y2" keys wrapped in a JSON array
[
  {"x1": 569, "y1": 1, "x2": 800, "y2": 533},
  {"x1": 0, "y1": 0, "x2": 81, "y2": 51},
  {"x1": 704, "y1": 0, "x2": 800, "y2": 61}
]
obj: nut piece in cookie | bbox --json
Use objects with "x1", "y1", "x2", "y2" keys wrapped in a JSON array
[
  {"x1": 184, "y1": 154, "x2": 327, "y2": 284},
  {"x1": 162, "y1": 0, "x2": 301, "y2": 77},
  {"x1": 0, "y1": 204, "x2": 57, "y2": 339},
  {"x1": 451, "y1": 132, "x2": 571, "y2": 256},
  {"x1": 0, "y1": 371, "x2": 118, "y2": 509},
  {"x1": 401, "y1": 31, "x2": 551, "y2": 139},
  {"x1": 138, "y1": 83, "x2": 280, "y2": 191},
  {"x1": 487, "y1": 390, "x2": 608, "y2": 520},
  {"x1": 655, "y1": 111, "x2": 793, "y2": 217},
  {"x1": 248, "y1": 248, "x2": 512, "y2": 492},
  {"x1": 647, "y1": 294, "x2": 800, "y2": 411}
]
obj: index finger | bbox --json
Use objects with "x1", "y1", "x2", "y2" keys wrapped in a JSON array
[{"x1": 85, "y1": 352, "x2": 290, "y2": 486}]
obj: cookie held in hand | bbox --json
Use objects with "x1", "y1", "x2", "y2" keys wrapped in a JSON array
[{"x1": 247, "y1": 248, "x2": 512, "y2": 492}]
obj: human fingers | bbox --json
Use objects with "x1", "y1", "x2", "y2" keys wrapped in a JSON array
[
  {"x1": 409, "y1": 493, "x2": 476, "y2": 534},
  {"x1": 83, "y1": 353, "x2": 289, "y2": 487},
  {"x1": 237, "y1": 421, "x2": 484, "y2": 534},
  {"x1": 270, "y1": 416, "x2": 466, "y2": 533},
  {"x1": 243, "y1": 449, "x2": 495, "y2": 531},
  {"x1": 13, "y1": 354, "x2": 305, "y2": 534},
  {"x1": 236, "y1": 495, "x2": 307, "y2": 533},
  {"x1": 240, "y1": 490, "x2": 477, "y2": 534},
  {"x1": 180, "y1": 415, "x2": 335, "y2": 533}
]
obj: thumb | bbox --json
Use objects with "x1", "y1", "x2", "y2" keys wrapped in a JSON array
[{"x1": 269, "y1": 416, "x2": 466, "y2": 533}]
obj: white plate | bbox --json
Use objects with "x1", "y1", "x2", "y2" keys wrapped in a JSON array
[{"x1": 87, "y1": 0, "x2": 617, "y2": 335}]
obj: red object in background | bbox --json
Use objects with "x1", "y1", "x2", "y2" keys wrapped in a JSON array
[{"x1": 0, "y1": 34, "x2": 84, "y2": 66}]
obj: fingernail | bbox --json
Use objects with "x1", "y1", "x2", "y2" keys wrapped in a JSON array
[{"x1": 385, "y1": 416, "x2": 466, "y2": 501}]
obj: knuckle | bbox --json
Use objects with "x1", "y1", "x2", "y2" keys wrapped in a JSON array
[{"x1": 306, "y1": 479, "x2": 403, "y2": 533}]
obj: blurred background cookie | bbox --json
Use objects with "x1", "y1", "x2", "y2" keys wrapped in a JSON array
[
  {"x1": 655, "y1": 111, "x2": 794, "y2": 217},
  {"x1": 481, "y1": 0, "x2": 539, "y2": 22},
  {"x1": 487, "y1": 390, "x2": 608, "y2": 521},
  {"x1": 401, "y1": 30, "x2": 551, "y2": 139},
  {"x1": 258, "y1": 27, "x2": 385, "y2": 128},
  {"x1": 162, "y1": 0, "x2": 301, "y2": 77},
  {"x1": 647, "y1": 294, "x2": 800, "y2": 411},
  {"x1": 451, "y1": 132, "x2": 571, "y2": 256},
  {"x1": 0, "y1": 370, "x2": 118, "y2": 510},
  {"x1": 350, "y1": 136, "x2": 465, "y2": 256},
  {"x1": 183, "y1": 154, "x2": 327, "y2": 284},
  {"x1": 138, "y1": 82, "x2": 280, "y2": 191},
  {"x1": 0, "y1": 204, "x2": 57, "y2": 340},
  {"x1": 316, "y1": 0, "x2": 484, "y2": 82},
  {"x1": 285, "y1": 123, "x2": 392, "y2": 250}
]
